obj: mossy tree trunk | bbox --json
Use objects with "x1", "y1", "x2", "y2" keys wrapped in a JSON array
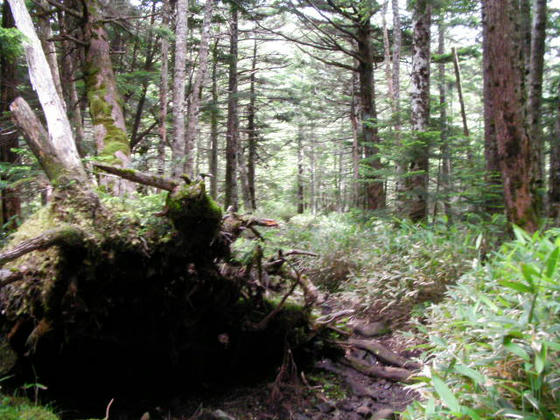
[{"x1": 83, "y1": 0, "x2": 133, "y2": 193}]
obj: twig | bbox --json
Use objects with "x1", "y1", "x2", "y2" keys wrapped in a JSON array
[{"x1": 104, "y1": 398, "x2": 114, "y2": 420}]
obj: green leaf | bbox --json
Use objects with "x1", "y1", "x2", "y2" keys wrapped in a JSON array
[
  {"x1": 503, "y1": 340, "x2": 530, "y2": 362},
  {"x1": 432, "y1": 374, "x2": 461, "y2": 412},
  {"x1": 454, "y1": 364, "x2": 486, "y2": 386},
  {"x1": 498, "y1": 280, "x2": 533, "y2": 294},
  {"x1": 534, "y1": 343, "x2": 547, "y2": 375},
  {"x1": 545, "y1": 247, "x2": 559, "y2": 278},
  {"x1": 521, "y1": 263, "x2": 538, "y2": 287}
]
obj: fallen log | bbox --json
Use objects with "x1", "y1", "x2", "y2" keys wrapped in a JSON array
[{"x1": 348, "y1": 338, "x2": 421, "y2": 370}]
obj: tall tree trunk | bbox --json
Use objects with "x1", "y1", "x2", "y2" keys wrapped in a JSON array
[
  {"x1": 382, "y1": 0, "x2": 393, "y2": 104},
  {"x1": 209, "y1": 40, "x2": 219, "y2": 200},
  {"x1": 549, "y1": 82, "x2": 560, "y2": 218},
  {"x1": 528, "y1": 0, "x2": 547, "y2": 214},
  {"x1": 83, "y1": 0, "x2": 132, "y2": 192},
  {"x1": 350, "y1": 71, "x2": 361, "y2": 208},
  {"x1": 483, "y1": 0, "x2": 538, "y2": 232},
  {"x1": 36, "y1": 0, "x2": 64, "y2": 106},
  {"x1": 7, "y1": 0, "x2": 86, "y2": 183},
  {"x1": 482, "y1": 2, "x2": 503, "y2": 214},
  {"x1": 309, "y1": 128, "x2": 316, "y2": 214},
  {"x1": 520, "y1": 0, "x2": 532, "y2": 71},
  {"x1": 171, "y1": 0, "x2": 188, "y2": 177},
  {"x1": 407, "y1": 0, "x2": 431, "y2": 222},
  {"x1": 237, "y1": 145, "x2": 252, "y2": 211},
  {"x1": 438, "y1": 20, "x2": 452, "y2": 222},
  {"x1": 297, "y1": 124, "x2": 304, "y2": 214},
  {"x1": 224, "y1": 5, "x2": 239, "y2": 211},
  {"x1": 247, "y1": 37, "x2": 258, "y2": 211},
  {"x1": 130, "y1": 1, "x2": 157, "y2": 151},
  {"x1": 158, "y1": 0, "x2": 170, "y2": 176},
  {"x1": 452, "y1": 48, "x2": 470, "y2": 140},
  {"x1": 58, "y1": 8, "x2": 86, "y2": 157},
  {"x1": 184, "y1": 0, "x2": 215, "y2": 176},
  {"x1": 357, "y1": 22, "x2": 384, "y2": 210},
  {"x1": 0, "y1": 3, "x2": 21, "y2": 228},
  {"x1": 392, "y1": 0, "x2": 404, "y2": 208}
]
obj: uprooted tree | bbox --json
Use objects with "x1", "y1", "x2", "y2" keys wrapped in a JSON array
[{"x1": 0, "y1": 0, "x2": 311, "y2": 402}]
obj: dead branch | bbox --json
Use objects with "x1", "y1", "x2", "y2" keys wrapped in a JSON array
[
  {"x1": 284, "y1": 249, "x2": 319, "y2": 257},
  {"x1": 0, "y1": 227, "x2": 85, "y2": 266},
  {"x1": 93, "y1": 163, "x2": 179, "y2": 191},
  {"x1": 343, "y1": 355, "x2": 413, "y2": 383},
  {"x1": 348, "y1": 338, "x2": 421, "y2": 370}
]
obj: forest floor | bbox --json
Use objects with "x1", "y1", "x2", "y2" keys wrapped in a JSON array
[{"x1": 165, "y1": 293, "x2": 424, "y2": 420}]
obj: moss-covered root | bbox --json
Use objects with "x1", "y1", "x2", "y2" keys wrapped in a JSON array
[{"x1": 165, "y1": 180, "x2": 222, "y2": 246}]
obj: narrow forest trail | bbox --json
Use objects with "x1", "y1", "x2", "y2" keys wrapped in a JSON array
[{"x1": 164, "y1": 293, "x2": 424, "y2": 420}]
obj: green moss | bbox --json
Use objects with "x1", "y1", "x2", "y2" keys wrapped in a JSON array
[
  {"x1": 0, "y1": 396, "x2": 59, "y2": 420},
  {"x1": 165, "y1": 181, "x2": 222, "y2": 246}
]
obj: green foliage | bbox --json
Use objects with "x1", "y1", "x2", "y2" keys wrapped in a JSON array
[
  {"x1": 263, "y1": 212, "x2": 498, "y2": 311},
  {"x1": 0, "y1": 27, "x2": 24, "y2": 62},
  {"x1": 0, "y1": 395, "x2": 59, "y2": 420},
  {"x1": 403, "y1": 228, "x2": 560, "y2": 419}
]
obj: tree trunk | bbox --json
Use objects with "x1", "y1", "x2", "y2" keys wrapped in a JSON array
[
  {"x1": 8, "y1": 0, "x2": 86, "y2": 183},
  {"x1": 0, "y1": 3, "x2": 21, "y2": 229},
  {"x1": 407, "y1": 0, "x2": 431, "y2": 222},
  {"x1": 438, "y1": 20, "x2": 452, "y2": 222},
  {"x1": 58, "y1": 8, "x2": 86, "y2": 157},
  {"x1": 36, "y1": 0, "x2": 64, "y2": 106},
  {"x1": 297, "y1": 124, "x2": 304, "y2": 214},
  {"x1": 83, "y1": 0, "x2": 132, "y2": 193},
  {"x1": 158, "y1": 0, "x2": 170, "y2": 176},
  {"x1": 482, "y1": 2, "x2": 503, "y2": 214},
  {"x1": 528, "y1": 0, "x2": 547, "y2": 214},
  {"x1": 483, "y1": 0, "x2": 538, "y2": 232},
  {"x1": 224, "y1": 5, "x2": 239, "y2": 211},
  {"x1": 209, "y1": 40, "x2": 219, "y2": 200},
  {"x1": 549, "y1": 83, "x2": 560, "y2": 218},
  {"x1": 247, "y1": 37, "x2": 258, "y2": 211},
  {"x1": 392, "y1": 0, "x2": 404, "y2": 208},
  {"x1": 452, "y1": 48, "x2": 470, "y2": 144},
  {"x1": 171, "y1": 0, "x2": 188, "y2": 177},
  {"x1": 184, "y1": 0, "x2": 215, "y2": 176},
  {"x1": 356, "y1": 22, "x2": 384, "y2": 210},
  {"x1": 350, "y1": 71, "x2": 361, "y2": 208},
  {"x1": 520, "y1": 0, "x2": 532, "y2": 71}
]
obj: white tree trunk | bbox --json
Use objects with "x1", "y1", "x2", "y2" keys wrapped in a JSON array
[{"x1": 7, "y1": 0, "x2": 86, "y2": 180}]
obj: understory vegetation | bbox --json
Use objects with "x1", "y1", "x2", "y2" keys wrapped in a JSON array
[{"x1": 2, "y1": 210, "x2": 560, "y2": 418}]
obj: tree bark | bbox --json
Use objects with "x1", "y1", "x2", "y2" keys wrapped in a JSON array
[
  {"x1": 58, "y1": 8, "x2": 86, "y2": 157},
  {"x1": 247, "y1": 37, "x2": 258, "y2": 211},
  {"x1": 171, "y1": 0, "x2": 189, "y2": 177},
  {"x1": 356, "y1": 21, "x2": 384, "y2": 210},
  {"x1": 184, "y1": 0, "x2": 215, "y2": 176},
  {"x1": 209, "y1": 40, "x2": 219, "y2": 200},
  {"x1": 36, "y1": 0, "x2": 64, "y2": 106},
  {"x1": 528, "y1": 0, "x2": 547, "y2": 214},
  {"x1": 392, "y1": 0, "x2": 404, "y2": 208},
  {"x1": 482, "y1": 2, "x2": 503, "y2": 214},
  {"x1": 549, "y1": 83, "x2": 560, "y2": 218},
  {"x1": 157, "y1": 0, "x2": 170, "y2": 176},
  {"x1": 8, "y1": 0, "x2": 86, "y2": 183},
  {"x1": 224, "y1": 5, "x2": 239, "y2": 211},
  {"x1": 0, "y1": 3, "x2": 21, "y2": 229},
  {"x1": 483, "y1": 0, "x2": 538, "y2": 232},
  {"x1": 297, "y1": 124, "x2": 304, "y2": 214},
  {"x1": 438, "y1": 20, "x2": 452, "y2": 222},
  {"x1": 407, "y1": 0, "x2": 431, "y2": 222},
  {"x1": 83, "y1": 0, "x2": 133, "y2": 193}
]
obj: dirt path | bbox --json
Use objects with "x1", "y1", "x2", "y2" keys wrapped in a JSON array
[{"x1": 168, "y1": 296, "x2": 422, "y2": 420}]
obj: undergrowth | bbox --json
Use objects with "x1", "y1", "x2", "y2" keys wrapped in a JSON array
[
  {"x1": 253, "y1": 212, "x2": 503, "y2": 325},
  {"x1": 403, "y1": 227, "x2": 560, "y2": 419}
]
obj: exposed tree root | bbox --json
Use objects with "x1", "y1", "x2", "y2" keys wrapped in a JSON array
[
  {"x1": 348, "y1": 338, "x2": 421, "y2": 370},
  {"x1": 0, "y1": 227, "x2": 85, "y2": 266},
  {"x1": 343, "y1": 355, "x2": 413, "y2": 383}
]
